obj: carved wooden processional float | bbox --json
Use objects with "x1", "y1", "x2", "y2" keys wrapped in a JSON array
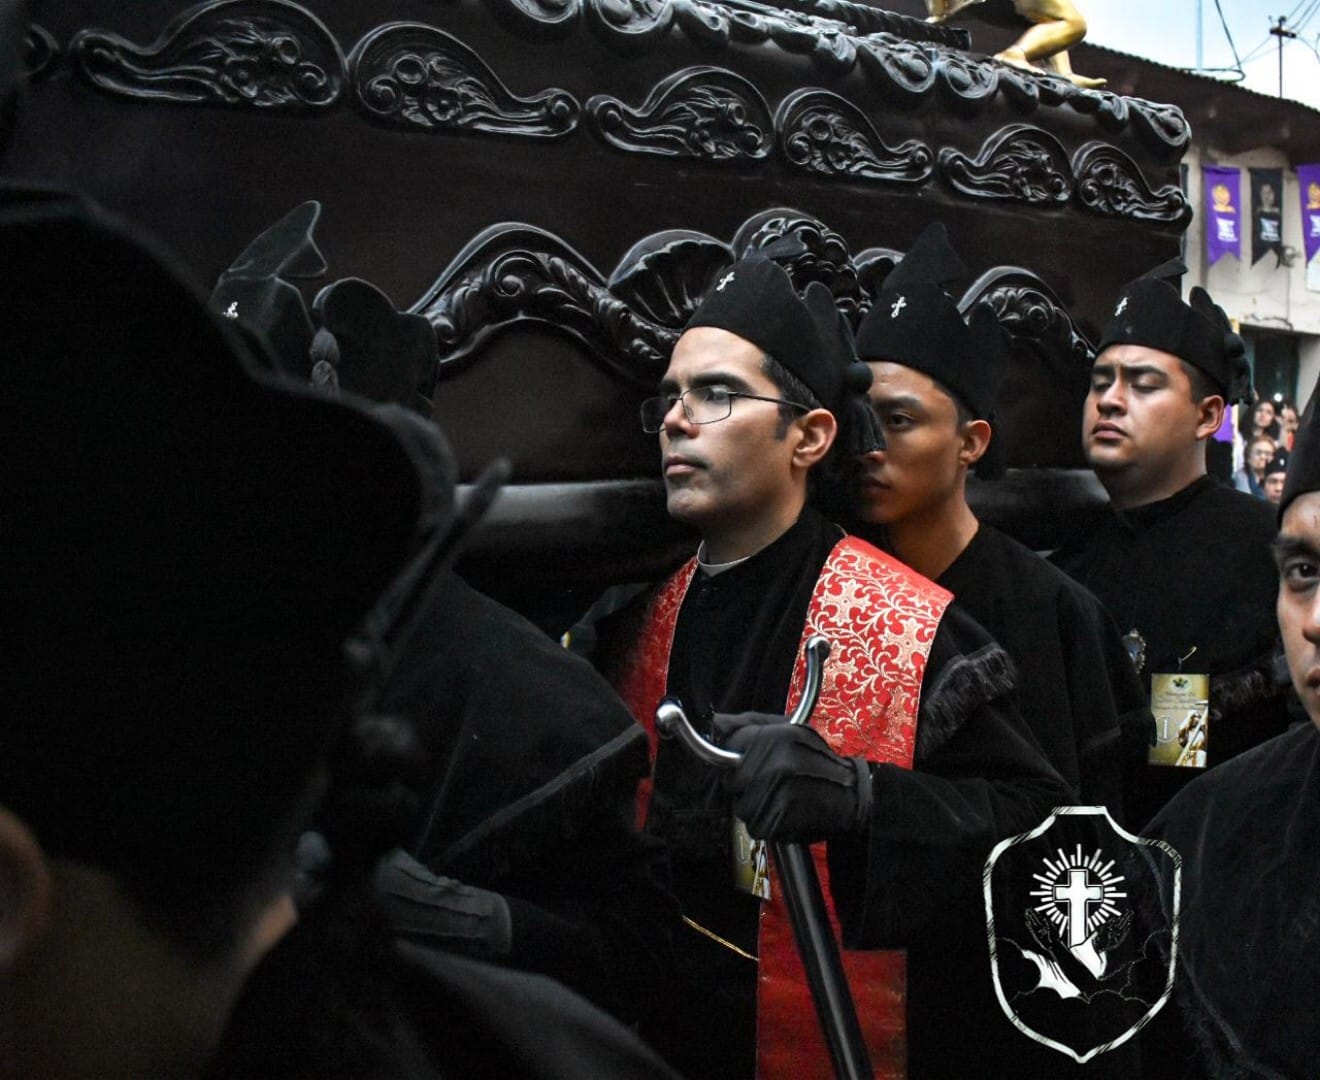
[{"x1": 9, "y1": 0, "x2": 1192, "y2": 623}]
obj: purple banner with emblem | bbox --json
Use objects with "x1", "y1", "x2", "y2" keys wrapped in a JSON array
[
  {"x1": 1203, "y1": 165, "x2": 1241, "y2": 265},
  {"x1": 1299, "y1": 163, "x2": 1320, "y2": 266}
]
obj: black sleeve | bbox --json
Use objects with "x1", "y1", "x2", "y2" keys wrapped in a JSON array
[
  {"x1": 382, "y1": 572, "x2": 678, "y2": 1027},
  {"x1": 1054, "y1": 582, "x2": 1154, "y2": 818},
  {"x1": 827, "y1": 603, "x2": 1073, "y2": 951}
]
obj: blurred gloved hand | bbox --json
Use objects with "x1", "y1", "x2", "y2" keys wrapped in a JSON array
[
  {"x1": 375, "y1": 849, "x2": 513, "y2": 960},
  {"x1": 713, "y1": 712, "x2": 872, "y2": 843}
]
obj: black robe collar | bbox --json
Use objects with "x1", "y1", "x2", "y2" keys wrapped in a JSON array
[{"x1": 1107, "y1": 474, "x2": 1219, "y2": 535}]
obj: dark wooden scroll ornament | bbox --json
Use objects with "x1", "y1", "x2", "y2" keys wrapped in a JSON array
[{"x1": 8, "y1": 1, "x2": 1194, "y2": 620}]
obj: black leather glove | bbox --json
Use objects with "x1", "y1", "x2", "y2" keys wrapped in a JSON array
[{"x1": 713, "y1": 712, "x2": 872, "y2": 843}]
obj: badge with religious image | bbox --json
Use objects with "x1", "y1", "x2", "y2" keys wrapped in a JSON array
[
  {"x1": 984, "y1": 807, "x2": 1181, "y2": 1063},
  {"x1": 731, "y1": 818, "x2": 770, "y2": 900},
  {"x1": 1149, "y1": 673, "x2": 1209, "y2": 768}
]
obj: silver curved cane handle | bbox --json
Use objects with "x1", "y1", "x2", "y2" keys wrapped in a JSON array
[
  {"x1": 655, "y1": 700, "x2": 744, "y2": 766},
  {"x1": 788, "y1": 635, "x2": 831, "y2": 727},
  {"x1": 653, "y1": 635, "x2": 832, "y2": 767}
]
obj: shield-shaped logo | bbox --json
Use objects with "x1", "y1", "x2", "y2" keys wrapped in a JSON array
[{"x1": 984, "y1": 806, "x2": 1181, "y2": 1063}]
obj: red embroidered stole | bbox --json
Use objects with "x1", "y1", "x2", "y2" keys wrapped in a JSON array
[{"x1": 613, "y1": 535, "x2": 951, "y2": 1078}]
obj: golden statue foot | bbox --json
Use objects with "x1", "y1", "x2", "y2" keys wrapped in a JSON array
[{"x1": 994, "y1": 46, "x2": 1107, "y2": 88}]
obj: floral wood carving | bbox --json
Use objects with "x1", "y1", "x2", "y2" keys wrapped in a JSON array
[
  {"x1": 585, "y1": 0, "x2": 676, "y2": 51},
  {"x1": 585, "y1": 67, "x2": 772, "y2": 160},
  {"x1": 732, "y1": 208, "x2": 868, "y2": 319},
  {"x1": 482, "y1": 0, "x2": 582, "y2": 41},
  {"x1": 856, "y1": 34, "x2": 937, "y2": 105},
  {"x1": 1072, "y1": 142, "x2": 1191, "y2": 225},
  {"x1": 775, "y1": 88, "x2": 932, "y2": 185},
  {"x1": 409, "y1": 224, "x2": 683, "y2": 385},
  {"x1": 482, "y1": 0, "x2": 967, "y2": 50},
  {"x1": 61, "y1": 4, "x2": 1191, "y2": 155},
  {"x1": 407, "y1": 211, "x2": 1093, "y2": 389},
  {"x1": 349, "y1": 23, "x2": 578, "y2": 138},
  {"x1": 70, "y1": 0, "x2": 345, "y2": 109},
  {"x1": 939, "y1": 124, "x2": 1072, "y2": 205},
  {"x1": 960, "y1": 267, "x2": 1093, "y2": 368},
  {"x1": 931, "y1": 45, "x2": 999, "y2": 114},
  {"x1": 25, "y1": 25, "x2": 61, "y2": 82},
  {"x1": 1128, "y1": 100, "x2": 1192, "y2": 157}
]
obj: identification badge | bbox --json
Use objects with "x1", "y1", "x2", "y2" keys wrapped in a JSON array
[
  {"x1": 1149, "y1": 673, "x2": 1209, "y2": 767},
  {"x1": 731, "y1": 818, "x2": 770, "y2": 900}
]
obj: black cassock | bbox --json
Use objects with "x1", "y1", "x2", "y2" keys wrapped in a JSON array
[
  {"x1": 1051, "y1": 476, "x2": 1288, "y2": 829},
  {"x1": 211, "y1": 933, "x2": 682, "y2": 1080},
  {"x1": 1140, "y1": 721, "x2": 1320, "y2": 1079},
  {"x1": 597, "y1": 508, "x2": 1074, "y2": 1079},
  {"x1": 938, "y1": 523, "x2": 1152, "y2": 820}
]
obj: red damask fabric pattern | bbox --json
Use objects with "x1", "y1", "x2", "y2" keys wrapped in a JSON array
[
  {"x1": 760, "y1": 536, "x2": 950, "y2": 1079},
  {"x1": 612, "y1": 559, "x2": 697, "y2": 825},
  {"x1": 786, "y1": 536, "x2": 951, "y2": 763},
  {"x1": 611, "y1": 537, "x2": 950, "y2": 1079}
]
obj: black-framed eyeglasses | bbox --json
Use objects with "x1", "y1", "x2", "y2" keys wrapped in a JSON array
[{"x1": 640, "y1": 385, "x2": 808, "y2": 433}]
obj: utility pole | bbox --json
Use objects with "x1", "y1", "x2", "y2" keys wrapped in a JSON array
[
  {"x1": 1271, "y1": 15, "x2": 1297, "y2": 99},
  {"x1": 1196, "y1": 0, "x2": 1203, "y2": 71}
]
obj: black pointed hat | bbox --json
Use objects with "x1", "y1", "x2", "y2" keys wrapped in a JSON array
[
  {"x1": 1097, "y1": 259, "x2": 1253, "y2": 404},
  {"x1": 1280, "y1": 387, "x2": 1320, "y2": 518},
  {"x1": 209, "y1": 200, "x2": 326, "y2": 377},
  {"x1": 684, "y1": 243, "x2": 880, "y2": 451},
  {"x1": 310, "y1": 277, "x2": 439, "y2": 414},
  {"x1": 855, "y1": 223, "x2": 1005, "y2": 421}
]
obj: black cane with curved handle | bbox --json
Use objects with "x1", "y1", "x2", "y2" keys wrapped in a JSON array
[{"x1": 654, "y1": 635, "x2": 872, "y2": 1080}]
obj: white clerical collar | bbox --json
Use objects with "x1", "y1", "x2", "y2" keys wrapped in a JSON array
[{"x1": 696, "y1": 541, "x2": 752, "y2": 577}]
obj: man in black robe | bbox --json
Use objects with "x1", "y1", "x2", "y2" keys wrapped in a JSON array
[
  {"x1": 852, "y1": 223, "x2": 1151, "y2": 818},
  {"x1": 0, "y1": 190, "x2": 684, "y2": 1080},
  {"x1": 1137, "y1": 388, "x2": 1320, "y2": 1079},
  {"x1": 1051, "y1": 263, "x2": 1288, "y2": 829},
  {"x1": 204, "y1": 200, "x2": 677, "y2": 1030},
  {"x1": 592, "y1": 253, "x2": 1072, "y2": 1078}
]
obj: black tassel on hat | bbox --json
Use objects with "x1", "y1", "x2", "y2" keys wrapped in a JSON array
[
  {"x1": 802, "y1": 280, "x2": 884, "y2": 455},
  {"x1": 1097, "y1": 259, "x2": 1253, "y2": 404}
]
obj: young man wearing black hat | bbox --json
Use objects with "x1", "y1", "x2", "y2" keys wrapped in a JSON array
[
  {"x1": 852, "y1": 224, "x2": 1149, "y2": 820},
  {"x1": 595, "y1": 253, "x2": 1070, "y2": 1079},
  {"x1": 844, "y1": 224, "x2": 1154, "y2": 1079},
  {"x1": 1051, "y1": 264, "x2": 1288, "y2": 829},
  {"x1": 1136, "y1": 391, "x2": 1320, "y2": 1079}
]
